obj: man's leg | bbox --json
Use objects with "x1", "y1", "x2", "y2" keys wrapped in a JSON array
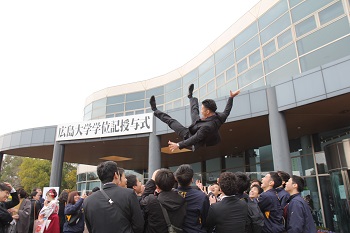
[{"x1": 188, "y1": 84, "x2": 200, "y2": 124}]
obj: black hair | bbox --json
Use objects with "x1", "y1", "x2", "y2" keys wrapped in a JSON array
[
  {"x1": 174, "y1": 164, "x2": 194, "y2": 187},
  {"x1": 277, "y1": 170, "x2": 291, "y2": 188},
  {"x1": 117, "y1": 167, "x2": 125, "y2": 176},
  {"x1": 30, "y1": 191, "x2": 38, "y2": 199},
  {"x1": 250, "y1": 184, "x2": 263, "y2": 194},
  {"x1": 202, "y1": 99, "x2": 217, "y2": 112},
  {"x1": 155, "y1": 168, "x2": 175, "y2": 192},
  {"x1": 291, "y1": 175, "x2": 305, "y2": 193},
  {"x1": 91, "y1": 187, "x2": 100, "y2": 192},
  {"x1": 250, "y1": 179, "x2": 262, "y2": 186},
  {"x1": 97, "y1": 161, "x2": 118, "y2": 184},
  {"x1": 269, "y1": 172, "x2": 282, "y2": 189},
  {"x1": 0, "y1": 183, "x2": 11, "y2": 192},
  {"x1": 16, "y1": 188, "x2": 28, "y2": 198},
  {"x1": 219, "y1": 172, "x2": 238, "y2": 196},
  {"x1": 126, "y1": 174, "x2": 137, "y2": 189},
  {"x1": 235, "y1": 172, "x2": 250, "y2": 194},
  {"x1": 58, "y1": 190, "x2": 68, "y2": 203}
]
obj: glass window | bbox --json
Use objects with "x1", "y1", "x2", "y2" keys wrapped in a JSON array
[
  {"x1": 135, "y1": 109, "x2": 144, "y2": 115},
  {"x1": 266, "y1": 60, "x2": 299, "y2": 86},
  {"x1": 300, "y1": 36, "x2": 350, "y2": 72},
  {"x1": 84, "y1": 112, "x2": 92, "y2": 121},
  {"x1": 260, "y1": 13, "x2": 291, "y2": 44},
  {"x1": 165, "y1": 88, "x2": 182, "y2": 102},
  {"x1": 237, "y1": 59, "x2": 248, "y2": 73},
  {"x1": 107, "y1": 95, "x2": 124, "y2": 105},
  {"x1": 234, "y1": 22, "x2": 258, "y2": 48},
  {"x1": 106, "y1": 114, "x2": 114, "y2": 118},
  {"x1": 84, "y1": 103, "x2": 92, "y2": 114},
  {"x1": 215, "y1": 40, "x2": 234, "y2": 62},
  {"x1": 20, "y1": 130, "x2": 32, "y2": 145},
  {"x1": 226, "y1": 66, "x2": 236, "y2": 81},
  {"x1": 319, "y1": 1, "x2": 344, "y2": 25},
  {"x1": 238, "y1": 63, "x2": 263, "y2": 89},
  {"x1": 216, "y1": 53, "x2": 234, "y2": 75},
  {"x1": 236, "y1": 36, "x2": 259, "y2": 61},
  {"x1": 182, "y1": 69, "x2": 198, "y2": 85},
  {"x1": 165, "y1": 102, "x2": 172, "y2": 111},
  {"x1": 263, "y1": 40, "x2": 276, "y2": 57},
  {"x1": 44, "y1": 127, "x2": 56, "y2": 143},
  {"x1": 206, "y1": 158, "x2": 221, "y2": 184},
  {"x1": 295, "y1": 16, "x2": 317, "y2": 37},
  {"x1": 217, "y1": 79, "x2": 237, "y2": 97},
  {"x1": 225, "y1": 156, "x2": 245, "y2": 172},
  {"x1": 199, "y1": 85, "x2": 207, "y2": 97},
  {"x1": 106, "y1": 104, "x2": 124, "y2": 114},
  {"x1": 198, "y1": 67, "x2": 214, "y2": 87},
  {"x1": 92, "y1": 98, "x2": 107, "y2": 109},
  {"x1": 78, "y1": 173, "x2": 86, "y2": 182},
  {"x1": 146, "y1": 86, "x2": 164, "y2": 98},
  {"x1": 277, "y1": 29, "x2": 293, "y2": 48},
  {"x1": 92, "y1": 107, "x2": 106, "y2": 119},
  {"x1": 297, "y1": 17, "x2": 350, "y2": 56},
  {"x1": 207, "y1": 80, "x2": 215, "y2": 93},
  {"x1": 126, "y1": 91, "x2": 145, "y2": 102},
  {"x1": 198, "y1": 56, "x2": 214, "y2": 76},
  {"x1": 291, "y1": 0, "x2": 333, "y2": 22},
  {"x1": 125, "y1": 111, "x2": 135, "y2": 116},
  {"x1": 165, "y1": 79, "x2": 181, "y2": 92},
  {"x1": 289, "y1": 0, "x2": 303, "y2": 8},
  {"x1": 249, "y1": 50, "x2": 261, "y2": 67},
  {"x1": 315, "y1": 152, "x2": 328, "y2": 174},
  {"x1": 87, "y1": 172, "x2": 98, "y2": 181},
  {"x1": 216, "y1": 73, "x2": 225, "y2": 87},
  {"x1": 77, "y1": 183, "x2": 86, "y2": 192},
  {"x1": 86, "y1": 181, "x2": 101, "y2": 191},
  {"x1": 153, "y1": 95, "x2": 164, "y2": 105},
  {"x1": 264, "y1": 44, "x2": 297, "y2": 73},
  {"x1": 173, "y1": 99, "x2": 182, "y2": 109},
  {"x1": 125, "y1": 100, "x2": 144, "y2": 111},
  {"x1": 115, "y1": 113, "x2": 124, "y2": 117},
  {"x1": 259, "y1": 0, "x2": 288, "y2": 30}
]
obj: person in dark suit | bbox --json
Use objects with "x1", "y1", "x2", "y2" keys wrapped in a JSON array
[
  {"x1": 83, "y1": 161, "x2": 144, "y2": 233},
  {"x1": 206, "y1": 172, "x2": 248, "y2": 233},
  {"x1": 0, "y1": 182, "x2": 19, "y2": 233},
  {"x1": 149, "y1": 84, "x2": 240, "y2": 152}
]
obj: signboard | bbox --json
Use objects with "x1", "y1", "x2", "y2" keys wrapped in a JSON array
[{"x1": 56, "y1": 113, "x2": 153, "y2": 141}]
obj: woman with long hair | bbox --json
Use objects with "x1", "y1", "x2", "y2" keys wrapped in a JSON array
[
  {"x1": 37, "y1": 189, "x2": 60, "y2": 233},
  {"x1": 63, "y1": 191, "x2": 86, "y2": 233}
]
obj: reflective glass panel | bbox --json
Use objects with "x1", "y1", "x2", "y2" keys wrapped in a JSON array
[
  {"x1": 207, "y1": 79, "x2": 215, "y2": 93},
  {"x1": 78, "y1": 173, "x2": 86, "y2": 182},
  {"x1": 263, "y1": 40, "x2": 276, "y2": 57},
  {"x1": 277, "y1": 29, "x2": 293, "y2": 48},
  {"x1": 125, "y1": 100, "x2": 144, "y2": 111},
  {"x1": 295, "y1": 16, "x2": 316, "y2": 37},
  {"x1": 165, "y1": 88, "x2": 182, "y2": 102},
  {"x1": 319, "y1": 1, "x2": 344, "y2": 25},
  {"x1": 173, "y1": 99, "x2": 182, "y2": 109},
  {"x1": 206, "y1": 158, "x2": 221, "y2": 184},
  {"x1": 84, "y1": 103, "x2": 92, "y2": 114},
  {"x1": 315, "y1": 152, "x2": 328, "y2": 174},
  {"x1": 264, "y1": 44, "x2": 296, "y2": 73},
  {"x1": 289, "y1": 0, "x2": 303, "y2": 8},
  {"x1": 216, "y1": 53, "x2": 234, "y2": 75},
  {"x1": 199, "y1": 67, "x2": 214, "y2": 87},
  {"x1": 234, "y1": 22, "x2": 258, "y2": 48},
  {"x1": 107, "y1": 95, "x2": 124, "y2": 105},
  {"x1": 238, "y1": 64, "x2": 264, "y2": 89},
  {"x1": 87, "y1": 172, "x2": 99, "y2": 181},
  {"x1": 236, "y1": 36, "x2": 259, "y2": 61},
  {"x1": 92, "y1": 107, "x2": 106, "y2": 118},
  {"x1": 126, "y1": 91, "x2": 145, "y2": 102},
  {"x1": 106, "y1": 104, "x2": 124, "y2": 114},
  {"x1": 198, "y1": 56, "x2": 214, "y2": 76},
  {"x1": 237, "y1": 59, "x2": 248, "y2": 73},
  {"x1": 266, "y1": 60, "x2": 299, "y2": 86},
  {"x1": 135, "y1": 109, "x2": 145, "y2": 115},
  {"x1": 226, "y1": 66, "x2": 236, "y2": 81},
  {"x1": 86, "y1": 181, "x2": 101, "y2": 191},
  {"x1": 217, "y1": 79, "x2": 237, "y2": 97},
  {"x1": 225, "y1": 156, "x2": 245, "y2": 172},
  {"x1": 297, "y1": 17, "x2": 350, "y2": 56},
  {"x1": 291, "y1": 0, "x2": 333, "y2": 22},
  {"x1": 261, "y1": 13, "x2": 291, "y2": 44},
  {"x1": 125, "y1": 111, "x2": 134, "y2": 116},
  {"x1": 92, "y1": 98, "x2": 107, "y2": 109},
  {"x1": 182, "y1": 69, "x2": 198, "y2": 85},
  {"x1": 146, "y1": 86, "x2": 164, "y2": 98},
  {"x1": 165, "y1": 79, "x2": 181, "y2": 92},
  {"x1": 215, "y1": 40, "x2": 234, "y2": 62},
  {"x1": 106, "y1": 114, "x2": 114, "y2": 118},
  {"x1": 216, "y1": 73, "x2": 225, "y2": 87},
  {"x1": 259, "y1": 0, "x2": 288, "y2": 30},
  {"x1": 199, "y1": 85, "x2": 207, "y2": 97},
  {"x1": 249, "y1": 50, "x2": 261, "y2": 66}
]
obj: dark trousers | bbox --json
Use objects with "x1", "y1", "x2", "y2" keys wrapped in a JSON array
[{"x1": 154, "y1": 97, "x2": 200, "y2": 139}]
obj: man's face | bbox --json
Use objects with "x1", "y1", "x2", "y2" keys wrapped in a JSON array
[
  {"x1": 261, "y1": 174, "x2": 271, "y2": 190},
  {"x1": 285, "y1": 178, "x2": 294, "y2": 193},
  {"x1": 134, "y1": 178, "x2": 142, "y2": 194},
  {"x1": 200, "y1": 105, "x2": 210, "y2": 119},
  {"x1": 0, "y1": 190, "x2": 10, "y2": 202},
  {"x1": 210, "y1": 184, "x2": 221, "y2": 196},
  {"x1": 34, "y1": 193, "x2": 41, "y2": 201},
  {"x1": 119, "y1": 173, "x2": 128, "y2": 188},
  {"x1": 36, "y1": 189, "x2": 42, "y2": 196}
]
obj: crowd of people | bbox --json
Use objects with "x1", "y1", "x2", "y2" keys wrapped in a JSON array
[{"x1": 0, "y1": 161, "x2": 317, "y2": 233}]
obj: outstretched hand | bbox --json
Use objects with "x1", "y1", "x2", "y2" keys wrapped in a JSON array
[
  {"x1": 168, "y1": 140, "x2": 179, "y2": 152},
  {"x1": 230, "y1": 89, "x2": 240, "y2": 98}
]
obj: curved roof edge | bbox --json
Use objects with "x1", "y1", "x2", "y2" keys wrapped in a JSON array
[{"x1": 85, "y1": 0, "x2": 278, "y2": 106}]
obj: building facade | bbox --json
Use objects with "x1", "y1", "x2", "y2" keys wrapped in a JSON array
[{"x1": 1, "y1": 0, "x2": 350, "y2": 232}]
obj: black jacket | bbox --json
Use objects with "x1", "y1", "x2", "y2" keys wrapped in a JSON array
[
  {"x1": 0, "y1": 191, "x2": 19, "y2": 233},
  {"x1": 179, "y1": 97, "x2": 234, "y2": 150},
  {"x1": 141, "y1": 180, "x2": 186, "y2": 233},
  {"x1": 206, "y1": 195, "x2": 248, "y2": 233},
  {"x1": 83, "y1": 183, "x2": 144, "y2": 233}
]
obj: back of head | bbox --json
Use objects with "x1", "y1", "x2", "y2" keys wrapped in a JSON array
[
  {"x1": 202, "y1": 99, "x2": 217, "y2": 112},
  {"x1": 0, "y1": 183, "x2": 11, "y2": 192},
  {"x1": 277, "y1": 170, "x2": 290, "y2": 188},
  {"x1": 291, "y1": 175, "x2": 305, "y2": 193},
  {"x1": 174, "y1": 164, "x2": 194, "y2": 187},
  {"x1": 91, "y1": 187, "x2": 100, "y2": 192},
  {"x1": 126, "y1": 174, "x2": 137, "y2": 189},
  {"x1": 97, "y1": 161, "x2": 118, "y2": 184},
  {"x1": 219, "y1": 172, "x2": 238, "y2": 196},
  {"x1": 269, "y1": 172, "x2": 282, "y2": 189},
  {"x1": 155, "y1": 168, "x2": 175, "y2": 192},
  {"x1": 58, "y1": 190, "x2": 69, "y2": 202},
  {"x1": 235, "y1": 172, "x2": 250, "y2": 194},
  {"x1": 16, "y1": 188, "x2": 28, "y2": 199}
]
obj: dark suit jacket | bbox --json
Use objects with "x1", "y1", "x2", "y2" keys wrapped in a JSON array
[
  {"x1": 83, "y1": 183, "x2": 144, "y2": 233},
  {"x1": 206, "y1": 195, "x2": 248, "y2": 233},
  {"x1": 179, "y1": 96, "x2": 234, "y2": 150},
  {"x1": 0, "y1": 191, "x2": 19, "y2": 233}
]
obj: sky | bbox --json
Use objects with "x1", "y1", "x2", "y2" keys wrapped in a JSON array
[{"x1": 0, "y1": 0, "x2": 260, "y2": 136}]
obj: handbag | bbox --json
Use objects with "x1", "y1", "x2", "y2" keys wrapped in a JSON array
[
  {"x1": 65, "y1": 209, "x2": 82, "y2": 226},
  {"x1": 5, "y1": 222, "x2": 16, "y2": 233},
  {"x1": 33, "y1": 219, "x2": 44, "y2": 233},
  {"x1": 159, "y1": 202, "x2": 183, "y2": 233}
]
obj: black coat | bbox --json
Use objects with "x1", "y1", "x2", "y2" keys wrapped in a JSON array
[
  {"x1": 83, "y1": 183, "x2": 144, "y2": 233},
  {"x1": 206, "y1": 195, "x2": 248, "y2": 233},
  {"x1": 0, "y1": 191, "x2": 19, "y2": 233},
  {"x1": 179, "y1": 97, "x2": 234, "y2": 150}
]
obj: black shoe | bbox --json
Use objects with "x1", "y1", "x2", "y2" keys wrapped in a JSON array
[
  {"x1": 149, "y1": 95, "x2": 157, "y2": 111},
  {"x1": 188, "y1": 84, "x2": 194, "y2": 98}
]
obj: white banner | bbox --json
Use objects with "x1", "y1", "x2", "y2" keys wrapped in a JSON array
[{"x1": 56, "y1": 113, "x2": 153, "y2": 141}]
